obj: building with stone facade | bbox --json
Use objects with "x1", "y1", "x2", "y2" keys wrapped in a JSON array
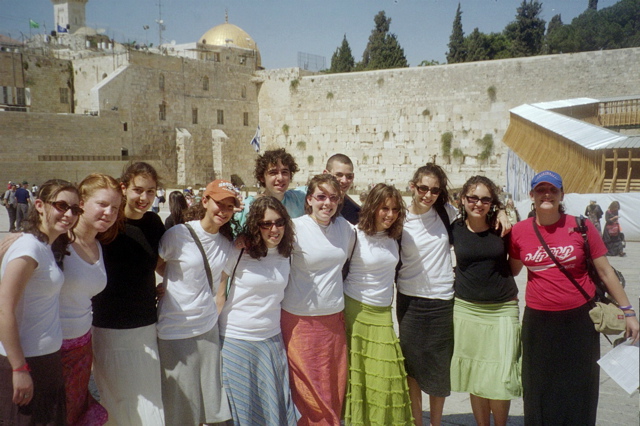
[{"x1": 1, "y1": 0, "x2": 639, "y2": 194}]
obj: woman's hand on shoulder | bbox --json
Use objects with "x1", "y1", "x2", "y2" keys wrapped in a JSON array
[{"x1": 496, "y1": 209, "x2": 512, "y2": 237}]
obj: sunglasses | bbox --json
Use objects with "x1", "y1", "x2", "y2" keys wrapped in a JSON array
[
  {"x1": 465, "y1": 195, "x2": 493, "y2": 205},
  {"x1": 258, "y1": 218, "x2": 287, "y2": 230},
  {"x1": 310, "y1": 194, "x2": 340, "y2": 203},
  {"x1": 415, "y1": 185, "x2": 442, "y2": 195},
  {"x1": 48, "y1": 201, "x2": 84, "y2": 216}
]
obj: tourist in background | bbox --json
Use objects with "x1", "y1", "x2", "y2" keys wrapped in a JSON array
[
  {"x1": 602, "y1": 200, "x2": 625, "y2": 257},
  {"x1": 509, "y1": 171, "x2": 638, "y2": 425},
  {"x1": 585, "y1": 200, "x2": 603, "y2": 233},
  {"x1": 164, "y1": 190, "x2": 188, "y2": 230},
  {"x1": 343, "y1": 183, "x2": 413, "y2": 424},
  {"x1": 450, "y1": 176, "x2": 521, "y2": 426},
  {"x1": 91, "y1": 162, "x2": 166, "y2": 425},
  {"x1": 505, "y1": 198, "x2": 520, "y2": 225},
  {"x1": 3, "y1": 184, "x2": 17, "y2": 232},
  {"x1": 281, "y1": 174, "x2": 355, "y2": 424},
  {"x1": 217, "y1": 196, "x2": 297, "y2": 425},
  {"x1": 0, "y1": 180, "x2": 81, "y2": 424}
]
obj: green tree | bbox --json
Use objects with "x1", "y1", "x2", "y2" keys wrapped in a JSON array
[
  {"x1": 359, "y1": 11, "x2": 408, "y2": 70},
  {"x1": 545, "y1": 13, "x2": 564, "y2": 53},
  {"x1": 588, "y1": 0, "x2": 598, "y2": 10},
  {"x1": 464, "y1": 29, "x2": 511, "y2": 62},
  {"x1": 508, "y1": 0, "x2": 546, "y2": 57},
  {"x1": 446, "y1": 3, "x2": 466, "y2": 63},
  {"x1": 329, "y1": 35, "x2": 355, "y2": 73}
]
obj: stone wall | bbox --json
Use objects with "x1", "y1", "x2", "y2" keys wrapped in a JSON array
[{"x1": 257, "y1": 48, "x2": 640, "y2": 191}]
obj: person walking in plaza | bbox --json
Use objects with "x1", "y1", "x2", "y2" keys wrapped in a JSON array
[
  {"x1": 3, "y1": 184, "x2": 17, "y2": 232},
  {"x1": 91, "y1": 162, "x2": 166, "y2": 425},
  {"x1": 585, "y1": 200, "x2": 603, "y2": 233},
  {"x1": 281, "y1": 174, "x2": 355, "y2": 425},
  {"x1": 343, "y1": 183, "x2": 413, "y2": 425},
  {"x1": 217, "y1": 196, "x2": 297, "y2": 425},
  {"x1": 450, "y1": 176, "x2": 521, "y2": 426},
  {"x1": 0, "y1": 179, "x2": 81, "y2": 424},
  {"x1": 602, "y1": 200, "x2": 625, "y2": 257},
  {"x1": 509, "y1": 170, "x2": 639, "y2": 425},
  {"x1": 14, "y1": 182, "x2": 31, "y2": 231}
]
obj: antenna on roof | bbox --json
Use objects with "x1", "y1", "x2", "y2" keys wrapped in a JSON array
[{"x1": 225, "y1": 8, "x2": 229, "y2": 23}]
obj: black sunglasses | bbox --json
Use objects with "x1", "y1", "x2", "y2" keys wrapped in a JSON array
[
  {"x1": 48, "y1": 201, "x2": 84, "y2": 216},
  {"x1": 415, "y1": 185, "x2": 442, "y2": 195},
  {"x1": 258, "y1": 218, "x2": 286, "y2": 230}
]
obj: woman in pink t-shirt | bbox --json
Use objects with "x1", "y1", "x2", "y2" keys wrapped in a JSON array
[{"x1": 509, "y1": 170, "x2": 638, "y2": 425}]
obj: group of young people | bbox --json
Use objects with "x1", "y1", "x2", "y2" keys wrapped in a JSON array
[{"x1": 0, "y1": 149, "x2": 638, "y2": 426}]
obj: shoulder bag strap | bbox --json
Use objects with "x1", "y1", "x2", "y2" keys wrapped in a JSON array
[
  {"x1": 225, "y1": 248, "x2": 244, "y2": 300},
  {"x1": 435, "y1": 203, "x2": 454, "y2": 245},
  {"x1": 532, "y1": 220, "x2": 594, "y2": 307},
  {"x1": 341, "y1": 228, "x2": 358, "y2": 280},
  {"x1": 185, "y1": 223, "x2": 213, "y2": 290}
]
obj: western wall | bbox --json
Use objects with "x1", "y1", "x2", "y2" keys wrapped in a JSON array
[{"x1": 256, "y1": 47, "x2": 640, "y2": 192}]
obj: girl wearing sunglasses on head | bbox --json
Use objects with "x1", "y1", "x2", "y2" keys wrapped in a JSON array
[
  {"x1": 0, "y1": 179, "x2": 81, "y2": 424},
  {"x1": 281, "y1": 173, "x2": 355, "y2": 424},
  {"x1": 216, "y1": 196, "x2": 297, "y2": 425},
  {"x1": 449, "y1": 176, "x2": 521, "y2": 426}
]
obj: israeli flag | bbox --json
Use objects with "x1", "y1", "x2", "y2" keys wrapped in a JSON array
[
  {"x1": 250, "y1": 126, "x2": 260, "y2": 153},
  {"x1": 57, "y1": 25, "x2": 68, "y2": 33}
]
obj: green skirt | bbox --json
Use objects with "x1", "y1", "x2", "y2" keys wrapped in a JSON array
[
  {"x1": 450, "y1": 297, "x2": 522, "y2": 400},
  {"x1": 344, "y1": 295, "x2": 413, "y2": 426}
]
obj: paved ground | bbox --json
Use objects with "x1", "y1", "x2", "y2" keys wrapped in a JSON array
[{"x1": 0, "y1": 203, "x2": 637, "y2": 424}]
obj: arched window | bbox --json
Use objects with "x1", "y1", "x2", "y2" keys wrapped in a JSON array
[{"x1": 203, "y1": 76, "x2": 209, "y2": 91}]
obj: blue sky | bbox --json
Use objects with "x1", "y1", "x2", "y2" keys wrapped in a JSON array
[{"x1": 1, "y1": 0, "x2": 619, "y2": 69}]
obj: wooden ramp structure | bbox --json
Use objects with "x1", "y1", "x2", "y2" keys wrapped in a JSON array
[{"x1": 503, "y1": 97, "x2": 640, "y2": 194}]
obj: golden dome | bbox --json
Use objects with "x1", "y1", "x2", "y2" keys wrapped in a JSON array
[{"x1": 199, "y1": 23, "x2": 258, "y2": 51}]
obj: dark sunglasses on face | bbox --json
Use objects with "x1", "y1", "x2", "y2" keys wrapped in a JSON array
[
  {"x1": 465, "y1": 195, "x2": 493, "y2": 205},
  {"x1": 415, "y1": 185, "x2": 442, "y2": 195},
  {"x1": 258, "y1": 218, "x2": 287, "y2": 230},
  {"x1": 48, "y1": 201, "x2": 84, "y2": 216}
]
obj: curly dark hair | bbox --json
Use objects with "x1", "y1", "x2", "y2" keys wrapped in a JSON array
[
  {"x1": 304, "y1": 174, "x2": 344, "y2": 222},
  {"x1": 239, "y1": 196, "x2": 294, "y2": 259},
  {"x1": 253, "y1": 148, "x2": 299, "y2": 187},
  {"x1": 120, "y1": 161, "x2": 161, "y2": 189},
  {"x1": 410, "y1": 163, "x2": 450, "y2": 207},
  {"x1": 358, "y1": 183, "x2": 406, "y2": 240},
  {"x1": 459, "y1": 175, "x2": 504, "y2": 231}
]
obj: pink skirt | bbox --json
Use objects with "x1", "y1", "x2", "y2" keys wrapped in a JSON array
[
  {"x1": 61, "y1": 331, "x2": 108, "y2": 426},
  {"x1": 281, "y1": 310, "x2": 347, "y2": 426}
]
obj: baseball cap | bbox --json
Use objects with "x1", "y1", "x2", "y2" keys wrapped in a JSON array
[
  {"x1": 531, "y1": 170, "x2": 562, "y2": 190},
  {"x1": 203, "y1": 179, "x2": 239, "y2": 207}
]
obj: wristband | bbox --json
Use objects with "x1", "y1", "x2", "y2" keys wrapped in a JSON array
[
  {"x1": 624, "y1": 312, "x2": 636, "y2": 317},
  {"x1": 12, "y1": 363, "x2": 30, "y2": 372},
  {"x1": 619, "y1": 305, "x2": 633, "y2": 310}
]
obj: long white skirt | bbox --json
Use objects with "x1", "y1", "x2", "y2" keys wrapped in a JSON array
[{"x1": 92, "y1": 324, "x2": 165, "y2": 426}]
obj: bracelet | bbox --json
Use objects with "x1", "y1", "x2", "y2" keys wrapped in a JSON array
[
  {"x1": 619, "y1": 305, "x2": 633, "y2": 310},
  {"x1": 624, "y1": 312, "x2": 636, "y2": 317},
  {"x1": 12, "y1": 363, "x2": 30, "y2": 372}
]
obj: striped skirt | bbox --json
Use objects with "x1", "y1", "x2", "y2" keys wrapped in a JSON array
[
  {"x1": 344, "y1": 296, "x2": 413, "y2": 426},
  {"x1": 61, "y1": 330, "x2": 108, "y2": 425},
  {"x1": 281, "y1": 310, "x2": 347, "y2": 426},
  {"x1": 220, "y1": 333, "x2": 297, "y2": 425},
  {"x1": 450, "y1": 298, "x2": 522, "y2": 400}
]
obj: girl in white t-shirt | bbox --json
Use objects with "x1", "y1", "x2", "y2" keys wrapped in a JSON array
[
  {"x1": 216, "y1": 196, "x2": 297, "y2": 425},
  {"x1": 59, "y1": 173, "x2": 121, "y2": 425},
  {"x1": 343, "y1": 183, "x2": 413, "y2": 424},
  {"x1": 281, "y1": 174, "x2": 355, "y2": 425},
  {"x1": 0, "y1": 179, "x2": 81, "y2": 424},
  {"x1": 157, "y1": 179, "x2": 239, "y2": 425}
]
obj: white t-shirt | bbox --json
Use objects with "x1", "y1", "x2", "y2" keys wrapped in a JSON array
[
  {"x1": 59, "y1": 244, "x2": 107, "y2": 339},
  {"x1": 0, "y1": 234, "x2": 64, "y2": 357},
  {"x1": 282, "y1": 215, "x2": 355, "y2": 316},
  {"x1": 344, "y1": 229, "x2": 399, "y2": 307},
  {"x1": 218, "y1": 247, "x2": 290, "y2": 341},
  {"x1": 157, "y1": 220, "x2": 233, "y2": 340},
  {"x1": 397, "y1": 204, "x2": 457, "y2": 300}
]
